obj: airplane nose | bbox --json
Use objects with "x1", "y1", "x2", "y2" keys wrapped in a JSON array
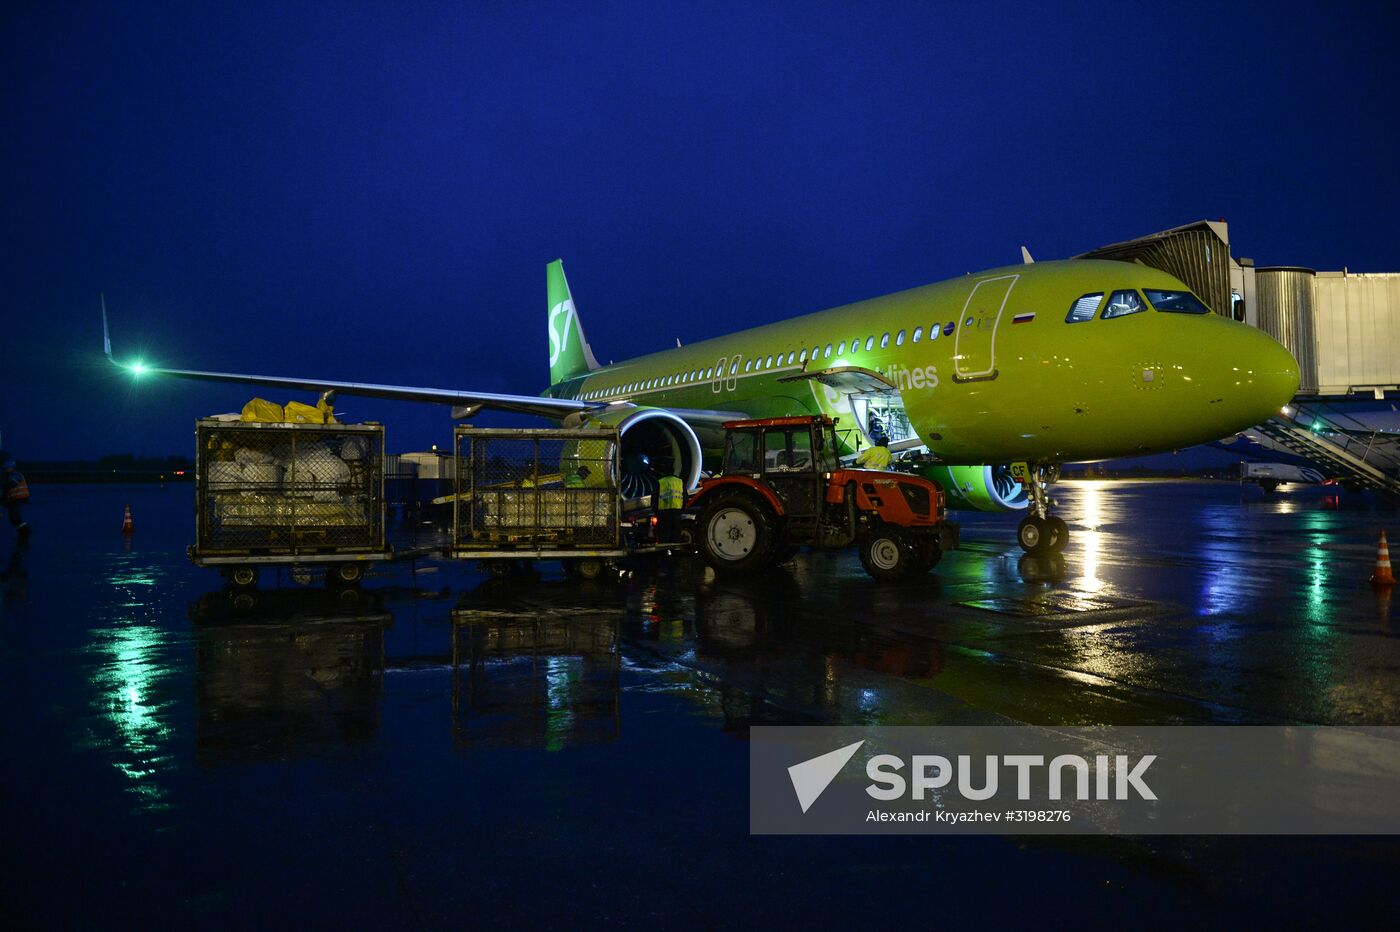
[{"x1": 1238, "y1": 326, "x2": 1301, "y2": 424}]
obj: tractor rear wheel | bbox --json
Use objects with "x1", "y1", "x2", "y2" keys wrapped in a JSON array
[{"x1": 697, "y1": 492, "x2": 773, "y2": 575}]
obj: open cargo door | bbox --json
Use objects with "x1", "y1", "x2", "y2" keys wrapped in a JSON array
[{"x1": 778, "y1": 365, "x2": 920, "y2": 451}]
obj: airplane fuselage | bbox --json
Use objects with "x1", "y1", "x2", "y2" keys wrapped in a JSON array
[{"x1": 546, "y1": 259, "x2": 1300, "y2": 465}]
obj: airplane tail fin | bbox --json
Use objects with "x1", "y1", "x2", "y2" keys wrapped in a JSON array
[{"x1": 547, "y1": 259, "x2": 599, "y2": 385}]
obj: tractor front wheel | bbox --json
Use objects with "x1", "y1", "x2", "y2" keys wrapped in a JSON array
[{"x1": 859, "y1": 528, "x2": 917, "y2": 580}]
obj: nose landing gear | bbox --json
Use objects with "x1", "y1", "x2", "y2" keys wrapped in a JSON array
[{"x1": 1016, "y1": 464, "x2": 1067, "y2": 555}]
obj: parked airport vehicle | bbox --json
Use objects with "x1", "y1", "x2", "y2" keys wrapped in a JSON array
[
  {"x1": 108, "y1": 249, "x2": 1299, "y2": 554},
  {"x1": 190, "y1": 417, "x2": 391, "y2": 589},
  {"x1": 449, "y1": 425, "x2": 674, "y2": 579},
  {"x1": 689, "y1": 415, "x2": 958, "y2": 578},
  {"x1": 1239, "y1": 461, "x2": 1327, "y2": 492}
]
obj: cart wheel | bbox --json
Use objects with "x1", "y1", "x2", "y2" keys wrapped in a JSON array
[
  {"x1": 228, "y1": 566, "x2": 259, "y2": 590},
  {"x1": 576, "y1": 558, "x2": 606, "y2": 580},
  {"x1": 329, "y1": 562, "x2": 365, "y2": 587}
]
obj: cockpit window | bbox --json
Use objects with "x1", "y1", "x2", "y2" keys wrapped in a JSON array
[
  {"x1": 1101, "y1": 290, "x2": 1146, "y2": 319},
  {"x1": 1144, "y1": 289, "x2": 1211, "y2": 315},
  {"x1": 1065, "y1": 293, "x2": 1102, "y2": 323}
]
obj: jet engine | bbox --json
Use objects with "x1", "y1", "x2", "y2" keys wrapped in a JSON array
[
  {"x1": 573, "y1": 406, "x2": 703, "y2": 500},
  {"x1": 911, "y1": 464, "x2": 1030, "y2": 512}
]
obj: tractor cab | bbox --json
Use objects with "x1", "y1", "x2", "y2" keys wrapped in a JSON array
[{"x1": 719, "y1": 415, "x2": 840, "y2": 518}]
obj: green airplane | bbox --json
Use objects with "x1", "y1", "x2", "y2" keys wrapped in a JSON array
[{"x1": 106, "y1": 253, "x2": 1299, "y2": 553}]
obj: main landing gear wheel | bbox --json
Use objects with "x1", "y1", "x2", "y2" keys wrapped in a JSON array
[
  {"x1": 698, "y1": 493, "x2": 772, "y2": 575},
  {"x1": 859, "y1": 528, "x2": 917, "y2": 580}
]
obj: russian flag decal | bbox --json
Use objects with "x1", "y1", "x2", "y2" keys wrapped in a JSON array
[{"x1": 1012, "y1": 312, "x2": 1036, "y2": 324}]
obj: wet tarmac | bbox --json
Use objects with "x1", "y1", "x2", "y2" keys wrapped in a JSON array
[{"x1": 3, "y1": 480, "x2": 1398, "y2": 926}]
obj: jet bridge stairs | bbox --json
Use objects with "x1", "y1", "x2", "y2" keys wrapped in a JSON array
[{"x1": 1254, "y1": 404, "x2": 1400, "y2": 500}]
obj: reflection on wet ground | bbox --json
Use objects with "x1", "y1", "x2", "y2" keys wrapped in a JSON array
[
  {"x1": 189, "y1": 588, "x2": 390, "y2": 762},
  {"x1": 451, "y1": 603, "x2": 621, "y2": 750},
  {"x1": 3, "y1": 480, "x2": 1398, "y2": 925}
]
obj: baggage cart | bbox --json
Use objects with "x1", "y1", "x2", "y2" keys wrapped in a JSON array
[
  {"x1": 450, "y1": 426, "x2": 677, "y2": 579},
  {"x1": 190, "y1": 418, "x2": 391, "y2": 588}
]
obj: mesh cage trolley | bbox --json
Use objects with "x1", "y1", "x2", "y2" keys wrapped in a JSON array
[
  {"x1": 191, "y1": 418, "x2": 391, "y2": 589},
  {"x1": 452, "y1": 426, "x2": 661, "y2": 578}
]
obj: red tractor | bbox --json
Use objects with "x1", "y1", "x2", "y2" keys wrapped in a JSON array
[{"x1": 687, "y1": 415, "x2": 958, "y2": 579}]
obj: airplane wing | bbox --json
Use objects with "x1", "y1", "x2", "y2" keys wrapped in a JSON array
[
  {"x1": 103, "y1": 306, "x2": 596, "y2": 419},
  {"x1": 121, "y1": 363, "x2": 597, "y2": 419}
]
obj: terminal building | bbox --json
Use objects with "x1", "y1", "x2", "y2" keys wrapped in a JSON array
[{"x1": 1082, "y1": 220, "x2": 1400, "y2": 498}]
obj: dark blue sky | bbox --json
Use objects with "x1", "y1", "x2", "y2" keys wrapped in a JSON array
[{"x1": 3, "y1": 1, "x2": 1396, "y2": 459}]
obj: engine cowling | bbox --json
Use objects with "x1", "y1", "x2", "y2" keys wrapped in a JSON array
[
  {"x1": 572, "y1": 406, "x2": 703, "y2": 500},
  {"x1": 910, "y1": 464, "x2": 1029, "y2": 512}
]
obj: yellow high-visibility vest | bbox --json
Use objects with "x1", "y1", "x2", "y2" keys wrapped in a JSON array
[
  {"x1": 657, "y1": 475, "x2": 685, "y2": 510},
  {"x1": 856, "y1": 445, "x2": 891, "y2": 470}
]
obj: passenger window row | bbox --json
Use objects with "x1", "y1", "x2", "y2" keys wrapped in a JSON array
[{"x1": 578, "y1": 317, "x2": 960, "y2": 399}]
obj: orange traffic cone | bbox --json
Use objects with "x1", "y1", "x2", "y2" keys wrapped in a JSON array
[
  {"x1": 121, "y1": 504, "x2": 134, "y2": 536},
  {"x1": 1370, "y1": 531, "x2": 1394, "y2": 587}
]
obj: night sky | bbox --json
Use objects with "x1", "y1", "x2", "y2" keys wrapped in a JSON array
[{"x1": 4, "y1": 1, "x2": 1397, "y2": 460}]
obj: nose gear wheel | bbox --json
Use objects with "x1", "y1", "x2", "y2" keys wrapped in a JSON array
[{"x1": 1018, "y1": 465, "x2": 1067, "y2": 555}]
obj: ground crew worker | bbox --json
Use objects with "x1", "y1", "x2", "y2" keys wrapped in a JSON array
[
  {"x1": 1, "y1": 452, "x2": 31, "y2": 540},
  {"x1": 856, "y1": 438, "x2": 892, "y2": 470},
  {"x1": 656, "y1": 471, "x2": 685, "y2": 543}
]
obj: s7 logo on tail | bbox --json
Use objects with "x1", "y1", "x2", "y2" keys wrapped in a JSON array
[{"x1": 548, "y1": 300, "x2": 575, "y2": 367}]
